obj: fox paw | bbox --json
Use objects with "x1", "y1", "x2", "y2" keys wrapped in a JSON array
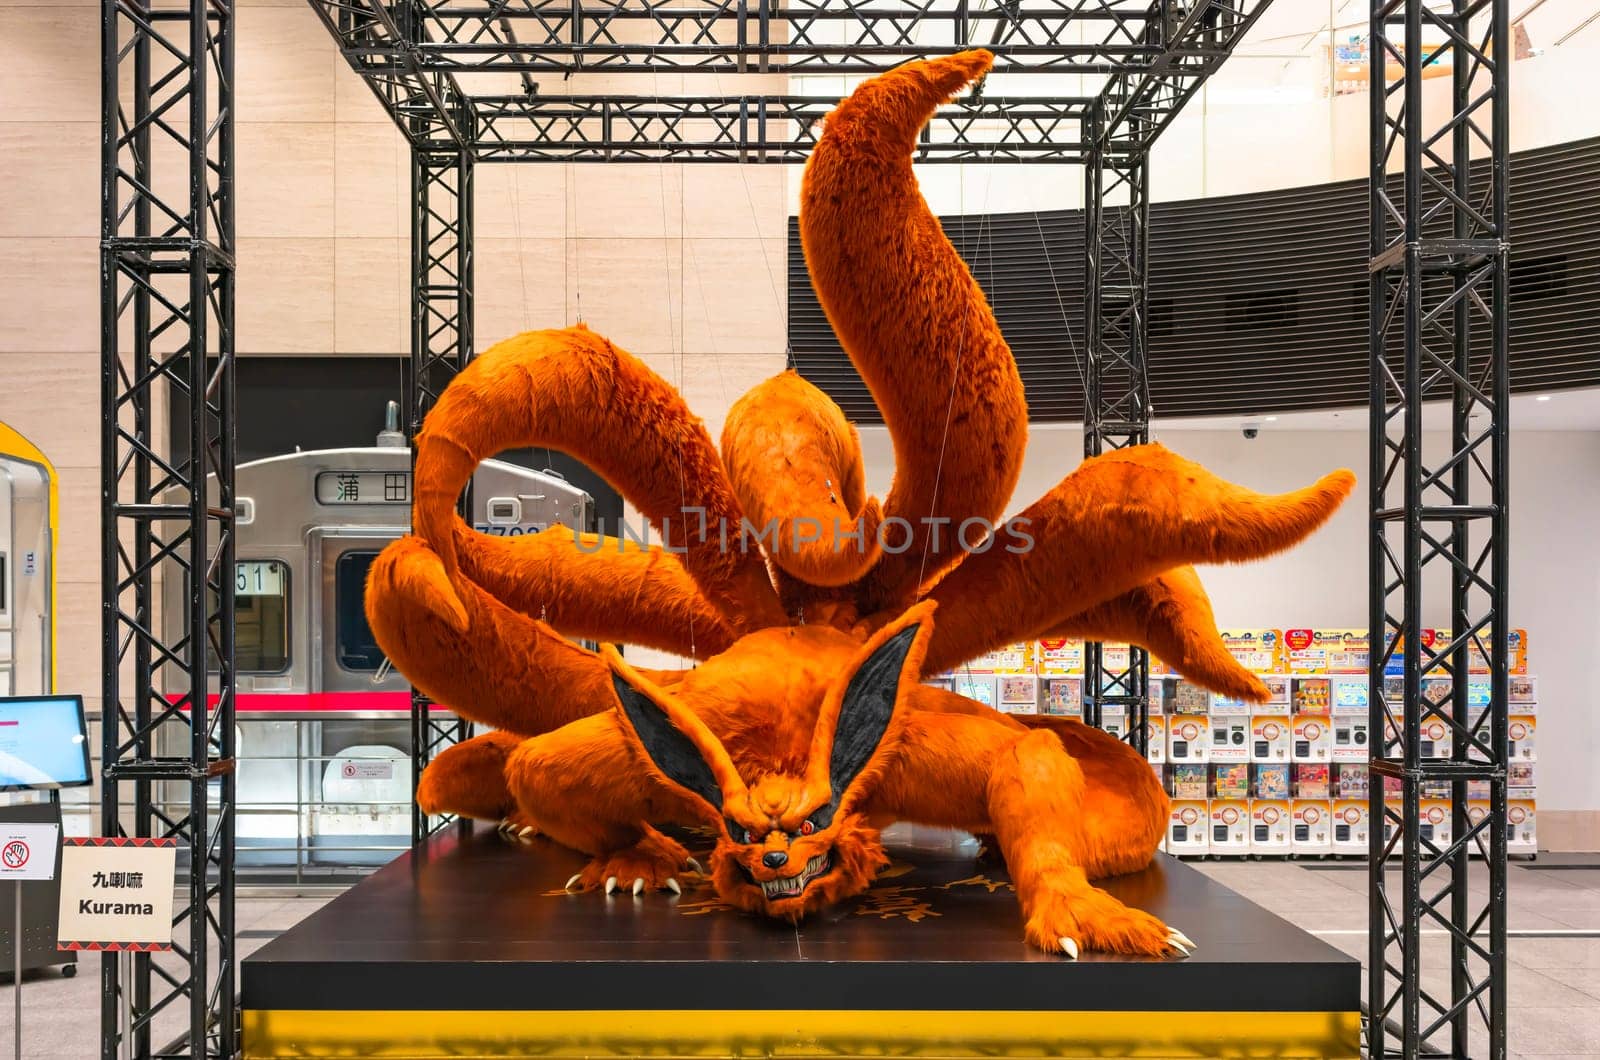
[
  {"x1": 1024, "y1": 886, "x2": 1194, "y2": 959},
  {"x1": 567, "y1": 832, "x2": 694, "y2": 897},
  {"x1": 495, "y1": 813, "x2": 540, "y2": 844}
]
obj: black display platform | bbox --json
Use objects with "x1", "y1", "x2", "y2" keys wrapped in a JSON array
[{"x1": 243, "y1": 822, "x2": 1360, "y2": 1058}]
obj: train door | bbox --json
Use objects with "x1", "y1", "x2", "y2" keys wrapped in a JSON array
[
  {"x1": 306, "y1": 526, "x2": 411, "y2": 865},
  {"x1": 0, "y1": 424, "x2": 55, "y2": 697}
]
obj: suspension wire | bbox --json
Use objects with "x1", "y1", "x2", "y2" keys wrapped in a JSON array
[
  {"x1": 654, "y1": 68, "x2": 697, "y2": 665},
  {"x1": 914, "y1": 161, "x2": 997, "y2": 595},
  {"x1": 506, "y1": 168, "x2": 556, "y2": 471},
  {"x1": 570, "y1": 159, "x2": 583, "y2": 324},
  {"x1": 1032, "y1": 208, "x2": 1087, "y2": 396}
]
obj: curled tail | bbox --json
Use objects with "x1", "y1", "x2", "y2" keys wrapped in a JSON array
[{"x1": 800, "y1": 49, "x2": 1028, "y2": 611}]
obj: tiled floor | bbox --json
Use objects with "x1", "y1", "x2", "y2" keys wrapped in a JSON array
[{"x1": 3, "y1": 861, "x2": 1597, "y2": 1057}]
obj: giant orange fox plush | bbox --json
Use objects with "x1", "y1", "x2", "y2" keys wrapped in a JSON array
[{"x1": 366, "y1": 49, "x2": 1354, "y2": 958}]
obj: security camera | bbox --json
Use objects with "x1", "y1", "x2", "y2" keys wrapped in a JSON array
[{"x1": 1241, "y1": 421, "x2": 1261, "y2": 440}]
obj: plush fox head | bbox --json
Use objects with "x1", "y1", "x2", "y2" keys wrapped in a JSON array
[{"x1": 603, "y1": 604, "x2": 934, "y2": 920}]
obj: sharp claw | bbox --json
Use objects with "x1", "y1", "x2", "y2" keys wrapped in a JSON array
[
  {"x1": 498, "y1": 818, "x2": 512, "y2": 832},
  {"x1": 518, "y1": 826, "x2": 534, "y2": 837},
  {"x1": 1169, "y1": 929, "x2": 1196, "y2": 951},
  {"x1": 665, "y1": 877, "x2": 681, "y2": 895},
  {"x1": 1058, "y1": 937, "x2": 1079, "y2": 960},
  {"x1": 564, "y1": 874, "x2": 582, "y2": 892},
  {"x1": 632, "y1": 877, "x2": 645, "y2": 896},
  {"x1": 686, "y1": 857, "x2": 704, "y2": 874},
  {"x1": 604, "y1": 875, "x2": 618, "y2": 895},
  {"x1": 1166, "y1": 932, "x2": 1193, "y2": 957}
]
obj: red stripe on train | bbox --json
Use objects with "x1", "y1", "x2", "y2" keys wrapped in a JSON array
[{"x1": 167, "y1": 692, "x2": 452, "y2": 713}]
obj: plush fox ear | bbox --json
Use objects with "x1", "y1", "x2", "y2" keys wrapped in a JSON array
[
  {"x1": 602, "y1": 647, "x2": 747, "y2": 819},
  {"x1": 805, "y1": 602, "x2": 936, "y2": 826}
]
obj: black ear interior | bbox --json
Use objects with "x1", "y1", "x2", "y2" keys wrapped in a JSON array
[
  {"x1": 611, "y1": 674, "x2": 724, "y2": 810},
  {"x1": 811, "y1": 624, "x2": 919, "y2": 829}
]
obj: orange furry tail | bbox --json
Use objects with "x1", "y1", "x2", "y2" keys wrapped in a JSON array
[
  {"x1": 451, "y1": 520, "x2": 736, "y2": 659},
  {"x1": 367, "y1": 535, "x2": 619, "y2": 736},
  {"x1": 1045, "y1": 566, "x2": 1269, "y2": 703},
  {"x1": 411, "y1": 325, "x2": 784, "y2": 633},
  {"x1": 800, "y1": 50, "x2": 1028, "y2": 612},
  {"x1": 721, "y1": 372, "x2": 882, "y2": 588},
  {"x1": 922, "y1": 444, "x2": 1355, "y2": 673}
]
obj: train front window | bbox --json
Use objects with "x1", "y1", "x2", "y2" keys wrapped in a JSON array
[
  {"x1": 335, "y1": 551, "x2": 385, "y2": 672},
  {"x1": 233, "y1": 560, "x2": 289, "y2": 673}
]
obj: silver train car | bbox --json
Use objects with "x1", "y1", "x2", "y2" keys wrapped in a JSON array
[{"x1": 162, "y1": 412, "x2": 593, "y2": 877}]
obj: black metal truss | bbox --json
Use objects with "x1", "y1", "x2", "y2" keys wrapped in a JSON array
[
  {"x1": 408, "y1": 144, "x2": 477, "y2": 843},
  {"x1": 1367, "y1": 0, "x2": 1511, "y2": 1056},
  {"x1": 308, "y1": 0, "x2": 1274, "y2": 162},
  {"x1": 100, "y1": 2, "x2": 237, "y2": 1058},
  {"x1": 467, "y1": 94, "x2": 1097, "y2": 163},
  {"x1": 319, "y1": 0, "x2": 1213, "y2": 75},
  {"x1": 1097, "y1": 0, "x2": 1273, "y2": 145},
  {"x1": 1081, "y1": 99, "x2": 1151, "y2": 753}
]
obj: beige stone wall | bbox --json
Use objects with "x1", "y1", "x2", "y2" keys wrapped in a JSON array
[{"x1": 0, "y1": 2, "x2": 790, "y2": 711}]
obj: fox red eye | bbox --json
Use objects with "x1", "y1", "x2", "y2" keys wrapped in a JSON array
[{"x1": 799, "y1": 820, "x2": 815, "y2": 836}]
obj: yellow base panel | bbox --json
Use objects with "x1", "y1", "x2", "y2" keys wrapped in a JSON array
[{"x1": 244, "y1": 1008, "x2": 1361, "y2": 1058}]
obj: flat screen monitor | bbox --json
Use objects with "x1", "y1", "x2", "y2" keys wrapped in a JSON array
[{"x1": 0, "y1": 694, "x2": 93, "y2": 791}]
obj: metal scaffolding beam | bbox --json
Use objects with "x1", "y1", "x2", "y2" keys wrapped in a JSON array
[
  {"x1": 1082, "y1": 99, "x2": 1152, "y2": 754},
  {"x1": 1367, "y1": 0, "x2": 1511, "y2": 1055},
  {"x1": 317, "y1": 0, "x2": 1178, "y2": 75},
  {"x1": 99, "y1": 1, "x2": 237, "y2": 1057},
  {"x1": 408, "y1": 141, "x2": 476, "y2": 843},
  {"x1": 308, "y1": 0, "x2": 1273, "y2": 162},
  {"x1": 1098, "y1": 0, "x2": 1275, "y2": 146},
  {"x1": 466, "y1": 94, "x2": 1097, "y2": 163}
]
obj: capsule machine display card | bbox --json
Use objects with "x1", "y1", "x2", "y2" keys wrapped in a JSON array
[
  {"x1": 1170, "y1": 763, "x2": 1209, "y2": 800},
  {"x1": 1292, "y1": 676, "x2": 1333, "y2": 715},
  {"x1": 1258, "y1": 673, "x2": 1293, "y2": 710},
  {"x1": 1253, "y1": 763, "x2": 1291, "y2": 800},
  {"x1": 1218, "y1": 629, "x2": 1287, "y2": 675},
  {"x1": 1336, "y1": 763, "x2": 1369, "y2": 799},
  {"x1": 996, "y1": 675, "x2": 1040, "y2": 715},
  {"x1": 1294, "y1": 763, "x2": 1331, "y2": 799},
  {"x1": 1035, "y1": 637, "x2": 1085, "y2": 676},
  {"x1": 1212, "y1": 762, "x2": 1250, "y2": 800},
  {"x1": 1042, "y1": 676, "x2": 1083, "y2": 717},
  {"x1": 952, "y1": 674, "x2": 996, "y2": 707}
]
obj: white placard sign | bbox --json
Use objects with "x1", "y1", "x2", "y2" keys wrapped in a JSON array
[
  {"x1": 56, "y1": 838, "x2": 177, "y2": 952},
  {"x1": 339, "y1": 760, "x2": 394, "y2": 780},
  {"x1": 0, "y1": 823, "x2": 59, "y2": 881}
]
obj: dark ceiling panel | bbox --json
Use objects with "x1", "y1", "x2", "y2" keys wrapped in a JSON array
[{"x1": 789, "y1": 136, "x2": 1600, "y2": 423}]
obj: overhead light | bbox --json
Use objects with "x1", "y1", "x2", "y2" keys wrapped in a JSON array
[
  {"x1": 1535, "y1": 395, "x2": 1552, "y2": 402},
  {"x1": 1265, "y1": 416, "x2": 1279, "y2": 422}
]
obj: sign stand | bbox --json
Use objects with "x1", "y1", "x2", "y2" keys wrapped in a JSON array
[
  {"x1": 13, "y1": 880, "x2": 20, "y2": 1060},
  {"x1": 1, "y1": 820, "x2": 61, "y2": 1060}
]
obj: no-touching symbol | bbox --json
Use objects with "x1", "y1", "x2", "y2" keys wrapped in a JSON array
[
  {"x1": 341, "y1": 763, "x2": 357, "y2": 779},
  {"x1": 2, "y1": 840, "x2": 29, "y2": 869}
]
